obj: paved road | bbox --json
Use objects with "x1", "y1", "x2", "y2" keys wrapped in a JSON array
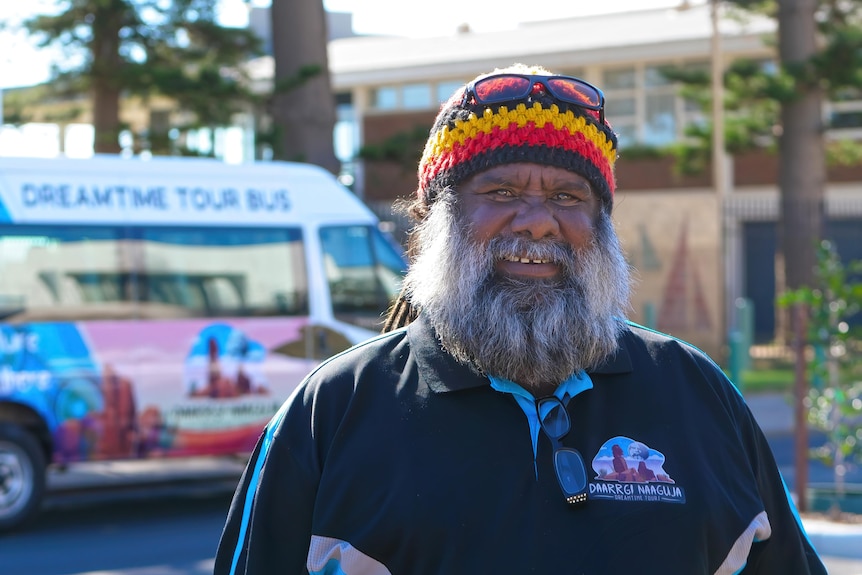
[{"x1": 1, "y1": 483, "x2": 231, "y2": 575}]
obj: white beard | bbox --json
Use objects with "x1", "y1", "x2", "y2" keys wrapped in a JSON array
[{"x1": 402, "y1": 192, "x2": 632, "y2": 393}]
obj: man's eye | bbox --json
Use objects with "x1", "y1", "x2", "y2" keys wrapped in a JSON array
[
  {"x1": 489, "y1": 188, "x2": 515, "y2": 198},
  {"x1": 553, "y1": 192, "x2": 581, "y2": 203}
]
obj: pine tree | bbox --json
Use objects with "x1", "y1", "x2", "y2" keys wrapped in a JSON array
[{"x1": 24, "y1": 0, "x2": 262, "y2": 154}]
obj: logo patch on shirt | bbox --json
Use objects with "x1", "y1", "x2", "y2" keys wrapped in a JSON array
[{"x1": 588, "y1": 436, "x2": 686, "y2": 504}]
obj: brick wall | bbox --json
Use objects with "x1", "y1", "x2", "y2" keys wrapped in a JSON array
[{"x1": 361, "y1": 111, "x2": 436, "y2": 202}]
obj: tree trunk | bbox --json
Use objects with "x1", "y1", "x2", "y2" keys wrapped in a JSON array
[
  {"x1": 777, "y1": 0, "x2": 824, "y2": 515},
  {"x1": 269, "y1": 0, "x2": 340, "y2": 174},
  {"x1": 778, "y1": 0, "x2": 824, "y2": 290},
  {"x1": 90, "y1": 3, "x2": 124, "y2": 155},
  {"x1": 92, "y1": 77, "x2": 122, "y2": 154}
]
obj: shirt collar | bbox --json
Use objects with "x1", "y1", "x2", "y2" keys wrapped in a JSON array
[
  {"x1": 407, "y1": 314, "x2": 634, "y2": 394},
  {"x1": 408, "y1": 315, "x2": 488, "y2": 393},
  {"x1": 589, "y1": 325, "x2": 634, "y2": 374},
  {"x1": 488, "y1": 371, "x2": 593, "y2": 402}
]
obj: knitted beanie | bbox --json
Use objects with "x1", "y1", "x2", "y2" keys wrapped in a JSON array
[{"x1": 417, "y1": 64, "x2": 618, "y2": 211}]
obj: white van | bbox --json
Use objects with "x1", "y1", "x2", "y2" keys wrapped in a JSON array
[{"x1": 0, "y1": 155, "x2": 407, "y2": 530}]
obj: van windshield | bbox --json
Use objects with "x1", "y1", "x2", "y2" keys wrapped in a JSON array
[{"x1": 319, "y1": 225, "x2": 406, "y2": 331}]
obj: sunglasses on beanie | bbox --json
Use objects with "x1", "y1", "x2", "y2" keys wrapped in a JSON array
[{"x1": 461, "y1": 73, "x2": 606, "y2": 125}]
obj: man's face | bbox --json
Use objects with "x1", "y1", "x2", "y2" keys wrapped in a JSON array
[
  {"x1": 403, "y1": 161, "x2": 629, "y2": 392},
  {"x1": 457, "y1": 163, "x2": 601, "y2": 281}
]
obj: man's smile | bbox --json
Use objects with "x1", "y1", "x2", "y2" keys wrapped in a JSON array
[
  {"x1": 496, "y1": 256, "x2": 560, "y2": 278},
  {"x1": 500, "y1": 255, "x2": 552, "y2": 264}
]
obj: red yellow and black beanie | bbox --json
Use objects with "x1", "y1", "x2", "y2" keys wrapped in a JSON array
[{"x1": 417, "y1": 64, "x2": 618, "y2": 211}]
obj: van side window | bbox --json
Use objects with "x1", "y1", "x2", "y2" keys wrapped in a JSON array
[
  {"x1": 138, "y1": 228, "x2": 308, "y2": 317},
  {"x1": 319, "y1": 225, "x2": 405, "y2": 331},
  {"x1": 0, "y1": 226, "x2": 127, "y2": 322},
  {"x1": 0, "y1": 226, "x2": 309, "y2": 321}
]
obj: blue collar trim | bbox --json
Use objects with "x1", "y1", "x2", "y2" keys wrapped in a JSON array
[{"x1": 488, "y1": 371, "x2": 593, "y2": 476}]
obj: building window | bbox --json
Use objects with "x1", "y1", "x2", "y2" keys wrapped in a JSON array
[
  {"x1": 334, "y1": 92, "x2": 358, "y2": 188},
  {"x1": 372, "y1": 82, "x2": 473, "y2": 111},
  {"x1": 607, "y1": 96, "x2": 636, "y2": 117},
  {"x1": 613, "y1": 124, "x2": 638, "y2": 149},
  {"x1": 603, "y1": 67, "x2": 636, "y2": 90},
  {"x1": 644, "y1": 93, "x2": 677, "y2": 146},
  {"x1": 601, "y1": 62, "x2": 716, "y2": 148},
  {"x1": 437, "y1": 81, "x2": 464, "y2": 103},
  {"x1": 642, "y1": 65, "x2": 679, "y2": 146},
  {"x1": 831, "y1": 109, "x2": 862, "y2": 129},
  {"x1": 372, "y1": 86, "x2": 399, "y2": 110},
  {"x1": 402, "y1": 83, "x2": 432, "y2": 109},
  {"x1": 603, "y1": 67, "x2": 637, "y2": 148},
  {"x1": 334, "y1": 93, "x2": 356, "y2": 162},
  {"x1": 645, "y1": 65, "x2": 674, "y2": 88}
]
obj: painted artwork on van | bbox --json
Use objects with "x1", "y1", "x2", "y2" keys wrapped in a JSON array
[{"x1": 0, "y1": 318, "x2": 317, "y2": 463}]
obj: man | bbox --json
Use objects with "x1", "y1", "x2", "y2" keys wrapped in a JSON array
[{"x1": 215, "y1": 64, "x2": 826, "y2": 574}]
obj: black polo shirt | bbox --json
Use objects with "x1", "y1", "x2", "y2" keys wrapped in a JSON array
[{"x1": 215, "y1": 315, "x2": 825, "y2": 575}]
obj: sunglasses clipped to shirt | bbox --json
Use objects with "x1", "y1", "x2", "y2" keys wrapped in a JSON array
[
  {"x1": 536, "y1": 396, "x2": 589, "y2": 506},
  {"x1": 461, "y1": 73, "x2": 606, "y2": 125}
]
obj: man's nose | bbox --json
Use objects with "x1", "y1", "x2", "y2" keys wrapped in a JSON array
[{"x1": 509, "y1": 198, "x2": 560, "y2": 239}]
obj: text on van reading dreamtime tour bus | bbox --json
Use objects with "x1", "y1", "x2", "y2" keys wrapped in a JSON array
[{"x1": 20, "y1": 182, "x2": 292, "y2": 213}]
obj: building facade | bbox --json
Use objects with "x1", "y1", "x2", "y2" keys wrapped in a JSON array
[{"x1": 315, "y1": 5, "x2": 862, "y2": 359}]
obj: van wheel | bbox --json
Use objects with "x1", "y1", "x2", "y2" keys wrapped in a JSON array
[{"x1": 0, "y1": 424, "x2": 46, "y2": 532}]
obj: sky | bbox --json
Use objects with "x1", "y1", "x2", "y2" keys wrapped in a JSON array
[{"x1": 0, "y1": 0, "x2": 683, "y2": 90}]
